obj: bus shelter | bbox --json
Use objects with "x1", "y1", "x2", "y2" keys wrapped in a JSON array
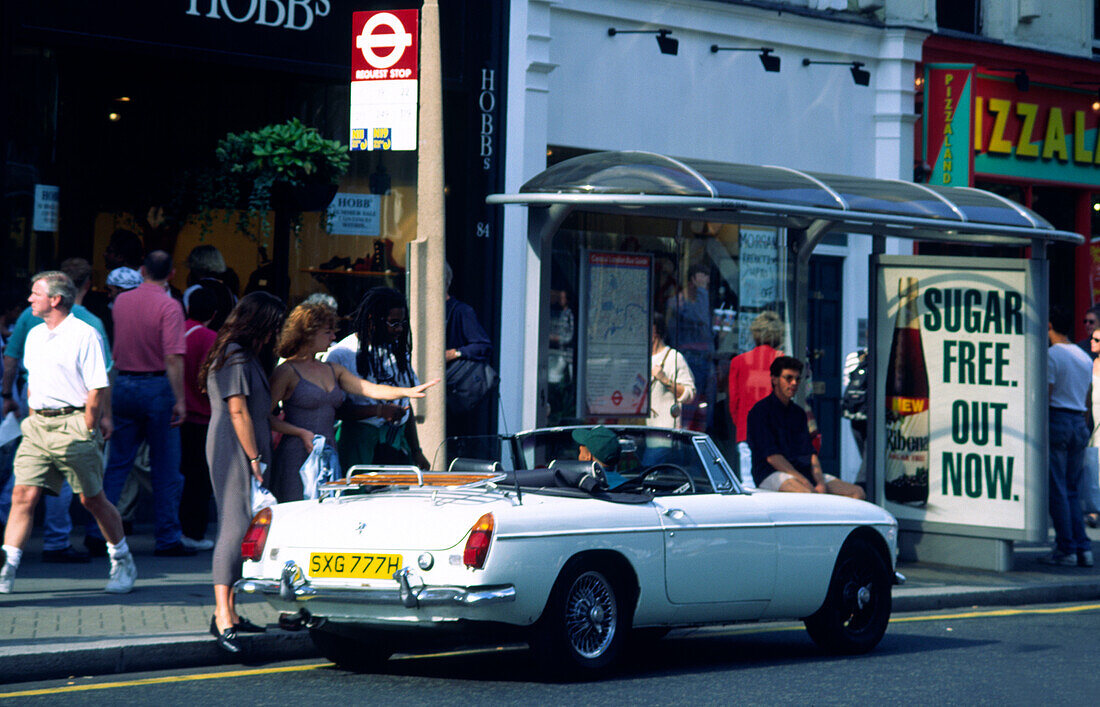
[{"x1": 489, "y1": 150, "x2": 1083, "y2": 570}]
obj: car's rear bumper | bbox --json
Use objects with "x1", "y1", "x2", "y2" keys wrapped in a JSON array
[{"x1": 235, "y1": 561, "x2": 516, "y2": 609}]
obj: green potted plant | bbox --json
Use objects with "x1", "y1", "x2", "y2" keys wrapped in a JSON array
[{"x1": 216, "y1": 117, "x2": 350, "y2": 213}]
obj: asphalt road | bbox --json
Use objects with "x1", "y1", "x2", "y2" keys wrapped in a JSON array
[{"x1": 5, "y1": 602, "x2": 1100, "y2": 704}]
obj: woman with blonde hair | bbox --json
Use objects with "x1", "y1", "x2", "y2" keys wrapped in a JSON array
[
  {"x1": 268, "y1": 301, "x2": 438, "y2": 503},
  {"x1": 728, "y1": 311, "x2": 785, "y2": 485}
]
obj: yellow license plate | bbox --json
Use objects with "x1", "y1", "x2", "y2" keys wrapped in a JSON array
[{"x1": 308, "y1": 552, "x2": 403, "y2": 579}]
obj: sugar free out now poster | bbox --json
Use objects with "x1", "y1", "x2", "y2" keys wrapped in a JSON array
[{"x1": 877, "y1": 263, "x2": 1028, "y2": 531}]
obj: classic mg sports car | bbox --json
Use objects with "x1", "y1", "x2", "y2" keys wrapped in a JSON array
[{"x1": 236, "y1": 426, "x2": 900, "y2": 678}]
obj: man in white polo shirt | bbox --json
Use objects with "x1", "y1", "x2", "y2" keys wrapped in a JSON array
[{"x1": 0, "y1": 271, "x2": 137, "y2": 594}]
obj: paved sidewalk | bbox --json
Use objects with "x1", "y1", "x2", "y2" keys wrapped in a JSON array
[{"x1": 0, "y1": 528, "x2": 1098, "y2": 684}]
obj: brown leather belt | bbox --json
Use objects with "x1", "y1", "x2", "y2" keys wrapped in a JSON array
[{"x1": 34, "y1": 406, "x2": 84, "y2": 417}]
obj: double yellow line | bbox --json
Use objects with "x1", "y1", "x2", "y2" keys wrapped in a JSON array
[{"x1": 4, "y1": 603, "x2": 1099, "y2": 698}]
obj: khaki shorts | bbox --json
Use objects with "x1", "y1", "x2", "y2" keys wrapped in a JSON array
[
  {"x1": 14, "y1": 412, "x2": 104, "y2": 497},
  {"x1": 759, "y1": 470, "x2": 839, "y2": 492}
]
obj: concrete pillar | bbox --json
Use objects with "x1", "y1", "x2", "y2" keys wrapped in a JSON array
[{"x1": 411, "y1": 0, "x2": 447, "y2": 466}]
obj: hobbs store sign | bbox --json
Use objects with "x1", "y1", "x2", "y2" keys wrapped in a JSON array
[
  {"x1": 186, "y1": 0, "x2": 331, "y2": 30},
  {"x1": 874, "y1": 256, "x2": 1041, "y2": 539}
]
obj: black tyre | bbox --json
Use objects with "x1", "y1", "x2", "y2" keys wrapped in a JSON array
[
  {"x1": 803, "y1": 536, "x2": 892, "y2": 654},
  {"x1": 309, "y1": 625, "x2": 393, "y2": 671},
  {"x1": 530, "y1": 560, "x2": 631, "y2": 679}
]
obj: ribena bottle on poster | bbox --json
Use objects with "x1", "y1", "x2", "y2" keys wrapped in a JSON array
[{"x1": 884, "y1": 277, "x2": 930, "y2": 506}]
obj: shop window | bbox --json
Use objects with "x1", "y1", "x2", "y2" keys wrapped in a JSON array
[
  {"x1": 546, "y1": 212, "x2": 794, "y2": 456},
  {"x1": 937, "y1": 0, "x2": 981, "y2": 35}
]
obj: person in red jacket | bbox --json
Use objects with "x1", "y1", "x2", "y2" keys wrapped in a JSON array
[{"x1": 728, "y1": 311, "x2": 784, "y2": 486}]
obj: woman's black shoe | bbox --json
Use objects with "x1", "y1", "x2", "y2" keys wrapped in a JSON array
[
  {"x1": 210, "y1": 615, "x2": 242, "y2": 654},
  {"x1": 234, "y1": 617, "x2": 266, "y2": 633}
]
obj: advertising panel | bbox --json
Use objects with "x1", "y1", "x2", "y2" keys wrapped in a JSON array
[
  {"x1": 326, "y1": 192, "x2": 381, "y2": 236},
  {"x1": 580, "y1": 252, "x2": 652, "y2": 417},
  {"x1": 876, "y1": 259, "x2": 1033, "y2": 534},
  {"x1": 349, "y1": 9, "x2": 419, "y2": 151}
]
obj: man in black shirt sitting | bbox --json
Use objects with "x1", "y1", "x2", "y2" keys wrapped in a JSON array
[{"x1": 746, "y1": 356, "x2": 864, "y2": 499}]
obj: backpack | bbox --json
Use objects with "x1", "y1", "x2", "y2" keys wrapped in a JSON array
[
  {"x1": 841, "y1": 351, "x2": 868, "y2": 421},
  {"x1": 446, "y1": 357, "x2": 498, "y2": 413}
]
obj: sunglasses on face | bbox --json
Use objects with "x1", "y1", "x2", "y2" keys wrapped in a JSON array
[
  {"x1": 1087, "y1": 319, "x2": 1099, "y2": 325},
  {"x1": 1092, "y1": 335, "x2": 1100, "y2": 343},
  {"x1": 385, "y1": 319, "x2": 408, "y2": 329}
]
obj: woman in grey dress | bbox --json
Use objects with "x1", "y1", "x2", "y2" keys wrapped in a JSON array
[
  {"x1": 200, "y1": 291, "x2": 292, "y2": 654},
  {"x1": 269, "y1": 301, "x2": 439, "y2": 502}
]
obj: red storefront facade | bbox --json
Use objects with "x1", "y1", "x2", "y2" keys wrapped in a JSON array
[{"x1": 919, "y1": 35, "x2": 1100, "y2": 341}]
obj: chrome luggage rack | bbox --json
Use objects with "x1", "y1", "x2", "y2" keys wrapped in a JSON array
[{"x1": 319, "y1": 465, "x2": 507, "y2": 498}]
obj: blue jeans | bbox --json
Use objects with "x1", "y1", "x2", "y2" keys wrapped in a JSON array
[
  {"x1": 101, "y1": 375, "x2": 183, "y2": 550},
  {"x1": 42, "y1": 483, "x2": 74, "y2": 551},
  {"x1": 1048, "y1": 409, "x2": 1091, "y2": 554}
]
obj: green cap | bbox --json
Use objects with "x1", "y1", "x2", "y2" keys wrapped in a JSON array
[{"x1": 571, "y1": 426, "x2": 621, "y2": 466}]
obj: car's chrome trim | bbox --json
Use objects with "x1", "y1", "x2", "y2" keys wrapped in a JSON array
[
  {"x1": 235, "y1": 562, "x2": 516, "y2": 609},
  {"x1": 894, "y1": 571, "x2": 906, "y2": 585},
  {"x1": 498, "y1": 519, "x2": 892, "y2": 539}
]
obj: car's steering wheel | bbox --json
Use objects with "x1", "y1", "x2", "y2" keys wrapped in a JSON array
[{"x1": 614, "y1": 463, "x2": 696, "y2": 494}]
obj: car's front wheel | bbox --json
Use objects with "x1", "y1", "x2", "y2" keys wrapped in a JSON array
[
  {"x1": 803, "y1": 536, "x2": 892, "y2": 654},
  {"x1": 530, "y1": 559, "x2": 631, "y2": 679},
  {"x1": 309, "y1": 625, "x2": 393, "y2": 671}
]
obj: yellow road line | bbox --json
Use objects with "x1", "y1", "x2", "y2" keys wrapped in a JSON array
[
  {"x1": 4, "y1": 602, "x2": 1099, "y2": 698},
  {"x1": 0, "y1": 663, "x2": 331, "y2": 699}
]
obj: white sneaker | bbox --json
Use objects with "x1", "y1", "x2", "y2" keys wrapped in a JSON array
[
  {"x1": 180, "y1": 536, "x2": 215, "y2": 551},
  {"x1": 105, "y1": 553, "x2": 137, "y2": 594},
  {"x1": 0, "y1": 564, "x2": 15, "y2": 594}
]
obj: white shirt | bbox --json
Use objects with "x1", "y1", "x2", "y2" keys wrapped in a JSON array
[
  {"x1": 24, "y1": 313, "x2": 109, "y2": 410},
  {"x1": 324, "y1": 333, "x2": 419, "y2": 427},
  {"x1": 1049, "y1": 342, "x2": 1091, "y2": 411},
  {"x1": 648, "y1": 345, "x2": 696, "y2": 429}
]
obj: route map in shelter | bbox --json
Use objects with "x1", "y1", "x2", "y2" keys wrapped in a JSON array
[{"x1": 583, "y1": 251, "x2": 652, "y2": 416}]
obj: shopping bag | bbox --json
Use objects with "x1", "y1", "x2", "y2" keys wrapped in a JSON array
[
  {"x1": 251, "y1": 472, "x2": 277, "y2": 515},
  {"x1": 298, "y1": 434, "x2": 341, "y2": 500}
]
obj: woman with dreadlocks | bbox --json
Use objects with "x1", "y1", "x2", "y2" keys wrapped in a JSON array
[{"x1": 324, "y1": 287, "x2": 433, "y2": 469}]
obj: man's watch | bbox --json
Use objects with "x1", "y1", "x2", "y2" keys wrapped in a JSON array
[{"x1": 455, "y1": 350, "x2": 462, "y2": 359}]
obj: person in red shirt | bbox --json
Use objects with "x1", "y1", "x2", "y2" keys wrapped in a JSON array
[
  {"x1": 180, "y1": 286, "x2": 219, "y2": 550},
  {"x1": 101, "y1": 250, "x2": 191, "y2": 556},
  {"x1": 728, "y1": 311, "x2": 784, "y2": 486}
]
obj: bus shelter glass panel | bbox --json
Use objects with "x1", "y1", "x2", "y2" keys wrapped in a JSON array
[{"x1": 547, "y1": 212, "x2": 794, "y2": 464}]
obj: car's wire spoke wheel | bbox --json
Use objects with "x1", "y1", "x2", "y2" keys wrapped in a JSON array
[{"x1": 564, "y1": 571, "x2": 618, "y2": 659}]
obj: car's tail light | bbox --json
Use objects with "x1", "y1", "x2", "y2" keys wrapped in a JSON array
[
  {"x1": 241, "y1": 507, "x2": 272, "y2": 562},
  {"x1": 463, "y1": 513, "x2": 494, "y2": 569}
]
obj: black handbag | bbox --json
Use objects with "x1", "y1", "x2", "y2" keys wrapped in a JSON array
[{"x1": 446, "y1": 357, "x2": 498, "y2": 413}]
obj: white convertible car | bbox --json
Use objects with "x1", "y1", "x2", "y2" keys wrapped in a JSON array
[{"x1": 236, "y1": 426, "x2": 900, "y2": 678}]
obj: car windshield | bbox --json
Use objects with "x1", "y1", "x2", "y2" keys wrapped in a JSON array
[{"x1": 435, "y1": 427, "x2": 735, "y2": 495}]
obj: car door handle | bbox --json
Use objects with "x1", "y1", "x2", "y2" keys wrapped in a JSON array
[{"x1": 663, "y1": 508, "x2": 685, "y2": 520}]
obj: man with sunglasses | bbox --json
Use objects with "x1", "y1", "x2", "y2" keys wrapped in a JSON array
[
  {"x1": 1076, "y1": 306, "x2": 1100, "y2": 359},
  {"x1": 746, "y1": 356, "x2": 864, "y2": 498}
]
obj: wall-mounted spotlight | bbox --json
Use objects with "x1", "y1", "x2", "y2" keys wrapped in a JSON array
[
  {"x1": 987, "y1": 67, "x2": 1029, "y2": 92},
  {"x1": 1073, "y1": 81, "x2": 1100, "y2": 111},
  {"x1": 801, "y1": 58, "x2": 870, "y2": 86},
  {"x1": 608, "y1": 27, "x2": 678, "y2": 56},
  {"x1": 710, "y1": 45, "x2": 781, "y2": 72}
]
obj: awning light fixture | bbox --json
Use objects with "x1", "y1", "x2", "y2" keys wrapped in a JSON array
[
  {"x1": 607, "y1": 27, "x2": 678, "y2": 56},
  {"x1": 801, "y1": 58, "x2": 871, "y2": 86},
  {"x1": 711, "y1": 45, "x2": 781, "y2": 72}
]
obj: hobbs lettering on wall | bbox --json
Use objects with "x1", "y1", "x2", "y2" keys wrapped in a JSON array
[{"x1": 186, "y1": 0, "x2": 331, "y2": 31}]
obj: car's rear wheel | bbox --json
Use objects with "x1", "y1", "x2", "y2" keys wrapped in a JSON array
[
  {"x1": 309, "y1": 625, "x2": 393, "y2": 671},
  {"x1": 803, "y1": 536, "x2": 891, "y2": 654},
  {"x1": 530, "y1": 559, "x2": 631, "y2": 679}
]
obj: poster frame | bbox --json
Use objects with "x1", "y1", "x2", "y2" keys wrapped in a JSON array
[
  {"x1": 870, "y1": 254, "x2": 1046, "y2": 542},
  {"x1": 576, "y1": 248, "x2": 653, "y2": 419}
]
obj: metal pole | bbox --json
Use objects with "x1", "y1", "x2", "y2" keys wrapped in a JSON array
[{"x1": 411, "y1": 0, "x2": 446, "y2": 465}]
